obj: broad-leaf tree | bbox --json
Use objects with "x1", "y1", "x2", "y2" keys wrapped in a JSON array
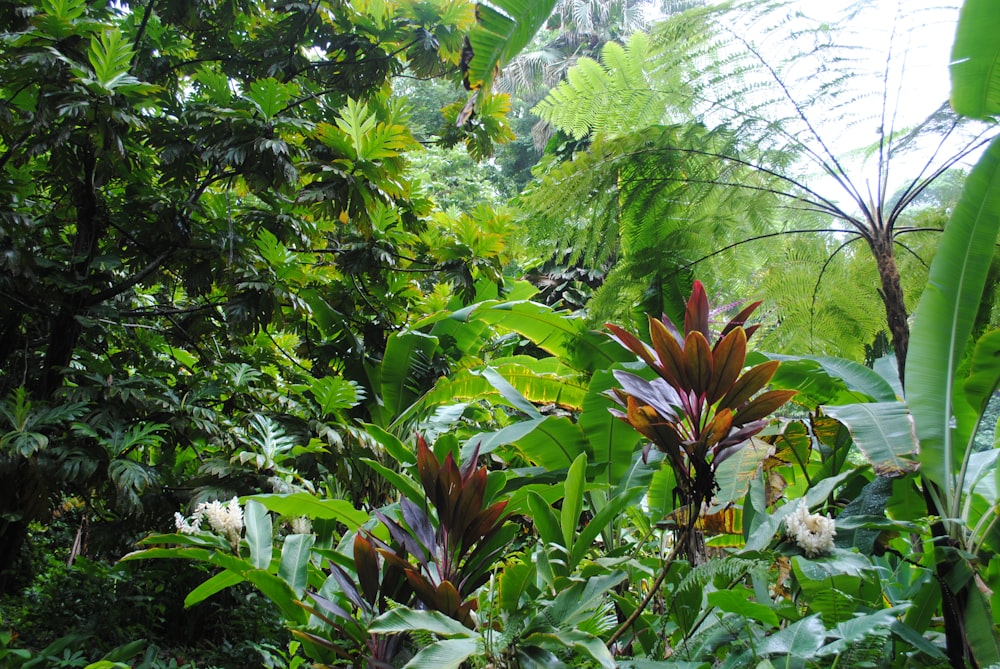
[{"x1": 0, "y1": 0, "x2": 555, "y2": 592}]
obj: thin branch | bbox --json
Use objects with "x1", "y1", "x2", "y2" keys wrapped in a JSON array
[
  {"x1": 809, "y1": 235, "x2": 866, "y2": 351},
  {"x1": 84, "y1": 248, "x2": 175, "y2": 306},
  {"x1": 607, "y1": 534, "x2": 682, "y2": 648},
  {"x1": 602, "y1": 144, "x2": 865, "y2": 231},
  {"x1": 892, "y1": 240, "x2": 930, "y2": 270},
  {"x1": 130, "y1": 0, "x2": 157, "y2": 69},
  {"x1": 720, "y1": 25, "x2": 867, "y2": 212},
  {"x1": 676, "y1": 228, "x2": 862, "y2": 275}
]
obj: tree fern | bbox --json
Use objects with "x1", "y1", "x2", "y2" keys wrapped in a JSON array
[{"x1": 522, "y1": 0, "x2": 995, "y2": 368}]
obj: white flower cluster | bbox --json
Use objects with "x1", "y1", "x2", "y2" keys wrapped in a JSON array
[
  {"x1": 289, "y1": 516, "x2": 312, "y2": 535},
  {"x1": 784, "y1": 499, "x2": 836, "y2": 557},
  {"x1": 174, "y1": 497, "x2": 244, "y2": 548}
]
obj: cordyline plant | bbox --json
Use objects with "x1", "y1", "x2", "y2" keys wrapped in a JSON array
[
  {"x1": 606, "y1": 281, "x2": 795, "y2": 547},
  {"x1": 296, "y1": 437, "x2": 514, "y2": 666}
]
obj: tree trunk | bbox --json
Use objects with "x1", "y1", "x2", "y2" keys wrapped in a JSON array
[
  {"x1": 871, "y1": 231, "x2": 975, "y2": 668},
  {"x1": 870, "y1": 233, "x2": 910, "y2": 386}
]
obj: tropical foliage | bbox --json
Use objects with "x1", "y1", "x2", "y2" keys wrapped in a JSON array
[{"x1": 3, "y1": 0, "x2": 1000, "y2": 668}]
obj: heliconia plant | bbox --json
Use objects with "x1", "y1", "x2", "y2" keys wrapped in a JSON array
[{"x1": 605, "y1": 281, "x2": 796, "y2": 520}]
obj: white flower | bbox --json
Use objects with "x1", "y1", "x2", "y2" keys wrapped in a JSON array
[
  {"x1": 290, "y1": 516, "x2": 312, "y2": 535},
  {"x1": 200, "y1": 497, "x2": 244, "y2": 545},
  {"x1": 174, "y1": 511, "x2": 199, "y2": 535},
  {"x1": 785, "y1": 499, "x2": 836, "y2": 557},
  {"x1": 177, "y1": 497, "x2": 243, "y2": 548}
]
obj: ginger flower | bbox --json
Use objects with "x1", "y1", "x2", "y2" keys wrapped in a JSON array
[
  {"x1": 785, "y1": 499, "x2": 836, "y2": 557},
  {"x1": 174, "y1": 497, "x2": 244, "y2": 549}
]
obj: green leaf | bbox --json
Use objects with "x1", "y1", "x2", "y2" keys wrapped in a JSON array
[
  {"x1": 756, "y1": 614, "x2": 825, "y2": 658},
  {"x1": 87, "y1": 28, "x2": 135, "y2": 90},
  {"x1": 184, "y1": 570, "x2": 245, "y2": 607},
  {"x1": 245, "y1": 500, "x2": 272, "y2": 570},
  {"x1": 360, "y1": 458, "x2": 425, "y2": 505},
  {"x1": 245, "y1": 77, "x2": 296, "y2": 119},
  {"x1": 907, "y1": 136, "x2": 1000, "y2": 506},
  {"x1": 460, "y1": 301, "x2": 631, "y2": 373},
  {"x1": 310, "y1": 376, "x2": 361, "y2": 415},
  {"x1": 402, "y1": 637, "x2": 483, "y2": 669},
  {"x1": 713, "y1": 437, "x2": 772, "y2": 507},
  {"x1": 707, "y1": 588, "x2": 779, "y2": 627},
  {"x1": 279, "y1": 533, "x2": 315, "y2": 596},
  {"x1": 465, "y1": 0, "x2": 559, "y2": 92},
  {"x1": 762, "y1": 353, "x2": 897, "y2": 406},
  {"x1": 527, "y1": 491, "x2": 563, "y2": 548},
  {"x1": 950, "y1": 0, "x2": 1000, "y2": 119},
  {"x1": 369, "y1": 608, "x2": 478, "y2": 637},
  {"x1": 580, "y1": 369, "x2": 641, "y2": 486},
  {"x1": 964, "y1": 330, "x2": 1000, "y2": 413},
  {"x1": 242, "y1": 567, "x2": 307, "y2": 625},
  {"x1": 561, "y1": 453, "x2": 587, "y2": 551},
  {"x1": 245, "y1": 493, "x2": 369, "y2": 529},
  {"x1": 821, "y1": 402, "x2": 918, "y2": 476},
  {"x1": 381, "y1": 331, "x2": 440, "y2": 417},
  {"x1": 513, "y1": 416, "x2": 591, "y2": 471}
]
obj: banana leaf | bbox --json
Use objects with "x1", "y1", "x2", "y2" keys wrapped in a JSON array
[
  {"x1": 950, "y1": 0, "x2": 1000, "y2": 119},
  {"x1": 907, "y1": 135, "x2": 1000, "y2": 503}
]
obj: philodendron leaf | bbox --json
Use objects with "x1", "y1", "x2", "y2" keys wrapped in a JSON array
[{"x1": 755, "y1": 614, "x2": 825, "y2": 658}]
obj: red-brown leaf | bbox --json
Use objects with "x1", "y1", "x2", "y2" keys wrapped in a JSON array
[
  {"x1": 684, "y1": 280, "x2": 710, "y2": 338},
  {"x1": 417, "y1": 437, "x2": 439, "y2": 507},
  {"x1": 452, "y1": 466, "x2": 487, "y2": 539},
  {"x1": 606, "y1": 323, "x2": 658, "y2": 368},
  {"x1": 733, "y1": 389, "x2": 796, "y2": 426},
  {"x1": 708, "y1": 328, "x2": 747, "y2": 405},
  {"x1": 719, "y1": 300, "x2": 761, "y2": 341},
  {"x1": 353, "y1": 534, "x2": 381, "y2": 606},
  {"x1": 649, "y1": 316, "x2": 687, "y2": 387},
  {"x1": 718, "y1": 360, "x2": 780, "y2": 410},
  {"x1": 683, "y1": 330, "x2": 713, "y2": 398},
  {"x1": 434, "y1": 580, "x2": 462, "y2": 617}
]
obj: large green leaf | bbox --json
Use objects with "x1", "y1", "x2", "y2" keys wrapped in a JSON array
[
  {"x1": 465, "y1": 0, "x2": 559, "y2": 92},
  {"x1": 278, "y1": 533, "x2": 314, "y2": 596},
  {"x1": 755, "y1": 614, "x2": 825, "y2": 658},
  {"x1": 245, "y1": 500, "x2": 272, "y2": 570},
  {"x1": 907, "y1": 136, "x2": 1000, "y2": 507},
  {"x1": 369, "y1": 608, "x2": 478, "y2": 637},
  {"x1": 513, "y1": 415, "x2": 591, "y2": 471},
  {"x1": 760, "y1": 353, "x2": 898, "y2": 406},
  {"x1": 561, "y1": 453, "x2": 587, "y2": 551},
  {"x1": 184, "y1": 570, "x2": 245, "y2": 607},
  {"x1": 407, "y1": 358, "x2": 588, "y2": 424},
  {"x1": 580, "y1": 369, "x2": 642, "y2": 486},
  {"x1": 820, "y1": 403, "x2": 918, "y2": 476},
  {"x1": 950, "y1": 0, "x2": 1000, "y2": 119},
  {"x1": 381, "y1": 331, "x2": 440, "y2": 417},
  {"x1": 246, "y1": 494, "x2": 369, "y2": 529},
  {"x1": 459, "y1": 301, "x2": 631, "y2": 372}
]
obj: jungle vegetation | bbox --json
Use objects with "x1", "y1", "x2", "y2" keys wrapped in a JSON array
[{"x1": 1, "y1": 0, "x2": 1000, "y2": 668}]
